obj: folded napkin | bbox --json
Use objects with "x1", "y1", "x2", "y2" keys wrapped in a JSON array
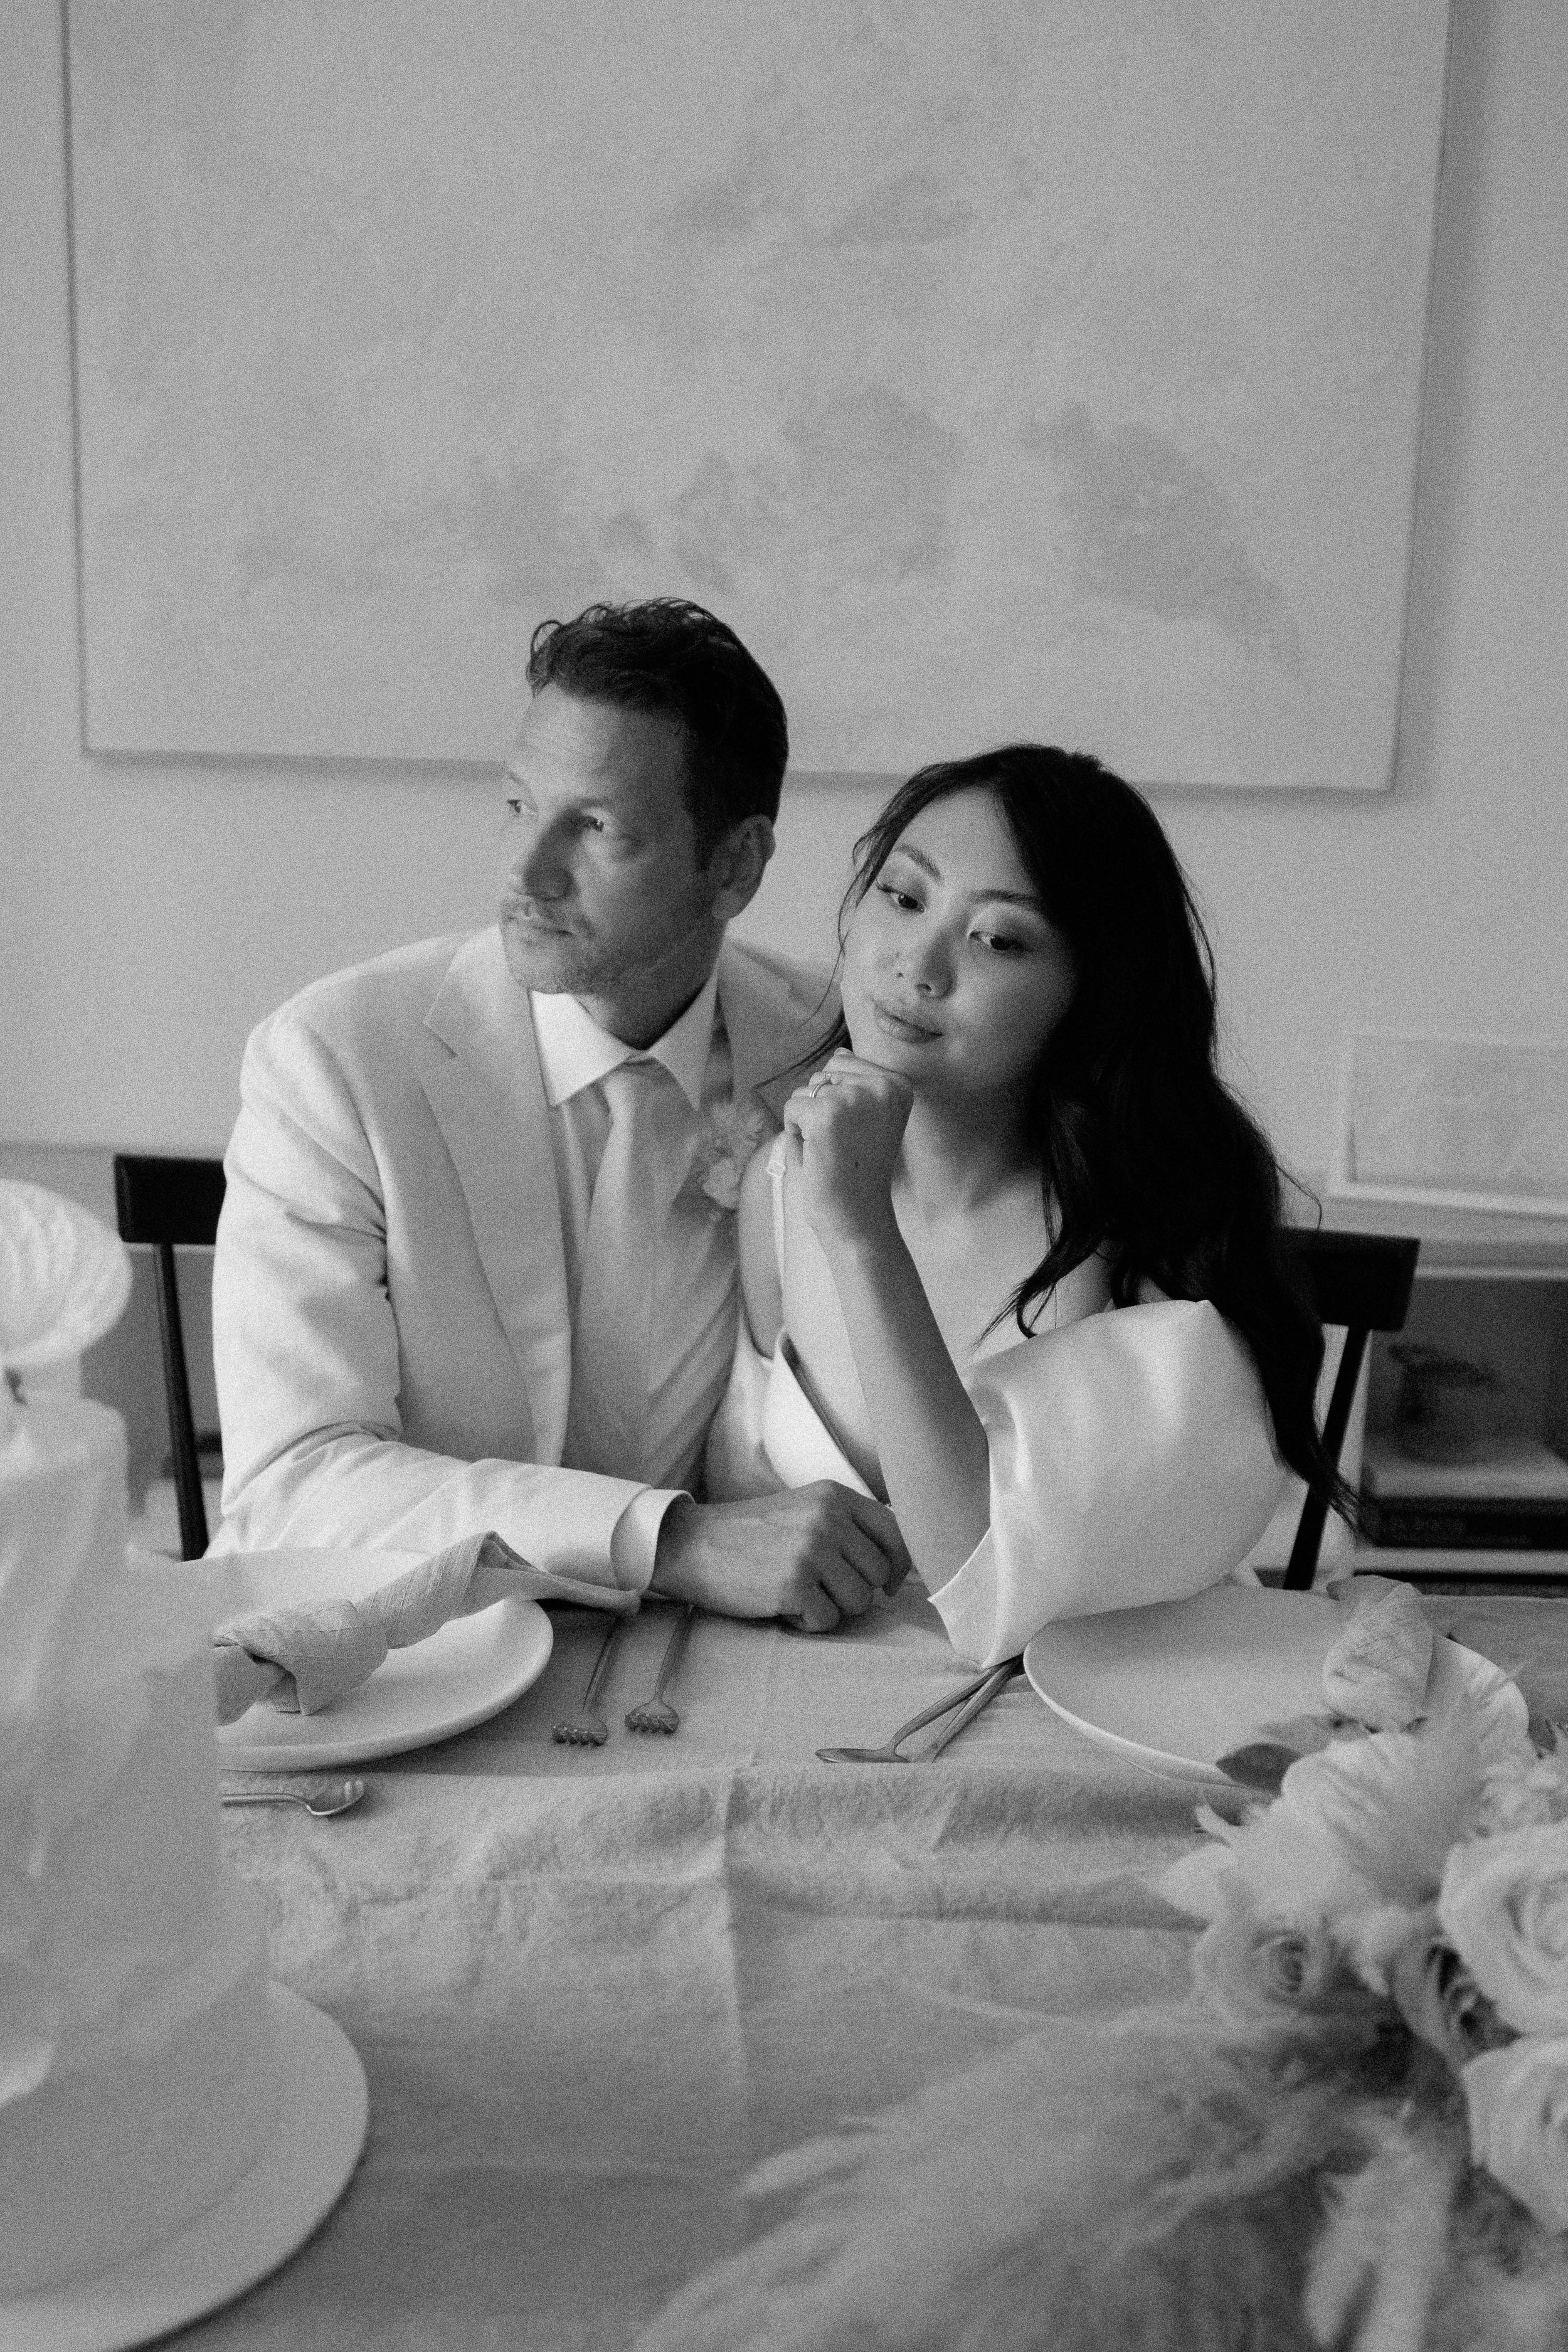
[{"x1": 213, "y1": 1531, "x2": 564, "y2": 1723}]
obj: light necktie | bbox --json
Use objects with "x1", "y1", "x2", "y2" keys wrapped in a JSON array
[{"x1": 564, "y1": 1057, "x2": 696, "y2": 1482}]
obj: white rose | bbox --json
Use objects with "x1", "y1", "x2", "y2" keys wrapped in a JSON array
[
  {"x1": 1189, "y1": 1881, "x2": 1355, "y2": 2028},
  {"x1": 1462, "y1": 2037, "x2": 1568, "y2": 2232},
  {"x1": 1438, "y1": 1821, "x2": 1568, "y2": 2035},
  {"x1": 1385, "y1": 1904, "x2": 1513, "y2": 2070}
]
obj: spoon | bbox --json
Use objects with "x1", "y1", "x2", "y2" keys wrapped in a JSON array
[
  {"x1": 220, "y1": 1776, "x2": 366, "y2": 1816},
  {"x1": 625, "y1": 1604, "x2": 696, "y2": 1735}
]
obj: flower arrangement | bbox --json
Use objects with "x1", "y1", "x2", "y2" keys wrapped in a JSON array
[
  {"x1": 1158, "y1": 1616, "x2": 1568, "y2": 2345},
  {"x1": 692, "y1": 1100, "x2": 770, "y2": 1214},
  {"x1": 636, "y1": 1595, "x2": 1568, "y2": 2352}
]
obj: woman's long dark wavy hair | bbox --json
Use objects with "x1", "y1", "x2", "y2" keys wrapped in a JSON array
[{"x1": 819, "y1": 744, "x2": 1350, "y2": 1523}]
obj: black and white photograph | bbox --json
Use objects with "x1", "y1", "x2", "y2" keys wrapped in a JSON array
[{"x1": 3, "y1": 3, "x2": 1567, "y2": 2345}]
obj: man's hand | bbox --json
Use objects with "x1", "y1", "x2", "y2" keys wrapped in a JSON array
[{"x1": 649, "y1": 1483, "x2": 912, "y2": 1633}]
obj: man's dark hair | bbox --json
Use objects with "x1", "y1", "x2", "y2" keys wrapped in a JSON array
[{"x1": 526, "y1": 599, "x2": 788, "y2": 859}]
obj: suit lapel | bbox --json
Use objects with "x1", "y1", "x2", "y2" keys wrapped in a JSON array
[
  {"x1": 420, "y1": 930, "x2": 571, "y2": 1462},
  {"x1": 719, "y1": 941, "x2": 835, "y2": 1124}
]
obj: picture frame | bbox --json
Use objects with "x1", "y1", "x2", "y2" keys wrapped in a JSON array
[{"x1": 1328, "y1": 1031, "x2": 1568, "y2": 1221}]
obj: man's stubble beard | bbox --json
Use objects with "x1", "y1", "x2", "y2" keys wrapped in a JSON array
[{"x1": 499, "y1": 913, "x2": 605, "y2": 999}]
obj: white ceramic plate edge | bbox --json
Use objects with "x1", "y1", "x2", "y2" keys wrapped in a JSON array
[
  {"x1": 1023, "y1": 1619, "x2": 1495, "y2": 1787},
  {"x1": 0, "y1": 1984, "x2": 367, "y2": 2351},
  {"x1": 1022, "y1": 1654, "x2": 1241, "y2": 1785},
  {"x1": 215, "y1": 1593, "x2": 554, "y2": 1771}
]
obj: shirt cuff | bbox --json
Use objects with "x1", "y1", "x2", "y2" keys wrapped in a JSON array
[{"x1": 609, "y1": 1485, "x2": 691, "y2": 1594}]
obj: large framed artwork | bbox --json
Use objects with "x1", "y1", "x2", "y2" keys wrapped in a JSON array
[{"x1": 65, "y1": 1, "x2": 1451, "y2": 783}]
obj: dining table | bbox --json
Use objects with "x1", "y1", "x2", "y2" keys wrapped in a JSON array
[{"x1": 179, "y1": 1577, "x2": 1567, "y2": 2351}]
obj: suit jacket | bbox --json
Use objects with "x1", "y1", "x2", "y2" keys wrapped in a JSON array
[{"x1": 210, "y1": 926, "x2": 829, "y2": 1589}]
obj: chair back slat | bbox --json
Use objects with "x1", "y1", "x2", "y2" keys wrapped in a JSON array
[
  {"x1": 1276, "y1": 1227, "x2": 1421, "y2": 1592},
  {"x1": 112, "y1": 1155, "x2": 226, "y2": 1559},
  {"x1": 112, "y1": 1155, "x2": 226, "y2": 1249},
  {"x1": 1279, "y1": 1229, "x2": 1420, "y2": 1335}
]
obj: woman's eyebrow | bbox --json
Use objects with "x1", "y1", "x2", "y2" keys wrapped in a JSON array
[
  {"x1": 973, "y1": 886, "x2": 1046, "y2": 911},
  {"x1": 889, "y1": 842, "x2": 1044, "y2": 913}
]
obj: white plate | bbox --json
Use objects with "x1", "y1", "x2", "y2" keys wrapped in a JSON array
[
  {"x1": 1022, "y1": 1582, "x2": 1478, "y2": 1786},
  {"x1": 0, "y1": 1983, "x2": 366, "y2": 2352},
  {"x1": 172, "y1": 1546, "x2": 554, "y2": 1770}
]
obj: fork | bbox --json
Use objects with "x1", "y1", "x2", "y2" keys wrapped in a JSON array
[
  {"x1": 625, "y1": 1605, "x2": 695, "y2": 1735},
  {"x1": 816, "y1": 1661, "x2": 1019, "y2": 1764},
  {"x1": 551, "y1": 1614, "x2": 624, "y2": 1745}
]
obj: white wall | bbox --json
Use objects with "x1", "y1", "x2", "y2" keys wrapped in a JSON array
[{"x1": 4, "y1": 0, "x2": 1565, "y2": 1194}]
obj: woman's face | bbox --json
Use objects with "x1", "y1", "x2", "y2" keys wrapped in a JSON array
[{"x1": 840, "y1": 788, "x2": 1077, "y2": 1107}]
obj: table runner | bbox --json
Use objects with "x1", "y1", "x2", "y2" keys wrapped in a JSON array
[{"x1": 186, "y1": 1587, "x2": 1566, "y2": 2348}]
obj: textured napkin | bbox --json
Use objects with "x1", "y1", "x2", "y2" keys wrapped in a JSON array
[{"x1": 213, "y1": 1531, "x2": 552, "y2": 1722}]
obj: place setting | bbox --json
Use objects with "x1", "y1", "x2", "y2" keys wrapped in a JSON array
[
  {"x1": 198, "y1": 1546, "x2": 710, "y2": 1801},
  {"x1": 186, "y1": 1537, "x2": 558, "y2": 1773},
  {"x1": 1019, "y1": 1574, "x2": 1520, "y2": 1788},
  {"x1": 197, "y1": 1539, "x2": 746, "y2": 1789},
  {"x1": 797, "y1": 1569, "x2": 1515, "y2": 1784}
]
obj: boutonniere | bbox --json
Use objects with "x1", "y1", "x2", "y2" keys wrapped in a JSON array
[{"x1": 693, "y1": 1100, "x2": 769, "y2": 1212}]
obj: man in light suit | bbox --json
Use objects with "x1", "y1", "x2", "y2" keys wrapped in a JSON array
[{"x1": 211, "y1": 600, "x2": 908, "y2": 1631}]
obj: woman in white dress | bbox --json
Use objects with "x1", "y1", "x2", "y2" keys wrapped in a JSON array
[{"x1": 708, "y1": 746, "x2": 1347, "y2": 1666}]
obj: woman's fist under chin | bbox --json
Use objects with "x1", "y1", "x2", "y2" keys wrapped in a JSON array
[{"x1": 781, "y1": 1051, "x2": 915, "y2": 1250}]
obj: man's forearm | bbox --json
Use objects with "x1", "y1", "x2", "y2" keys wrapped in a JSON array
[
  {"x1": 649, "y1": 1485, "x2": 911, "y2": 1631},
  {"x1": 647, "y1": 1495, "x2": 765, "y2": 1613}
]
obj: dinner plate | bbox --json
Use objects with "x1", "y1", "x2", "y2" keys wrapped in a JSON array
[
  {"x1": 1022, "y1": 1582, "x2": 1480, "y2": 1785},
  {"x1": 0, "y1": 1983, "x2": 366, "y2": 2352},
  {"x1": 161, "y1": 1546, "x2": 554, "y2": 1770}
]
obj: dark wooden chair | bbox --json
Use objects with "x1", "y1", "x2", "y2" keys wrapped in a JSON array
[
  {"x1": 1278, "y1": 1227, "x2": 1421, "y2": 1589},
  {"x1": 112, "y1": 1155, "x2": 227, "y2": 1559}
]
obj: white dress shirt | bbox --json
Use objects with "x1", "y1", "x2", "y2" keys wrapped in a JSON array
[{"x1": 530, "y1": 970, "x2": 741, "y2": 1587}]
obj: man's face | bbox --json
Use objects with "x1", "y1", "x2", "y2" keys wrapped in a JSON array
[{"x1": 499, "y1": 686, "x2": 728, "y2": 1039}]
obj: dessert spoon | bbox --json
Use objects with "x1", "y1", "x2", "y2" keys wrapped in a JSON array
[
  {"x1": 220, "y1": 1776, "x2": 367, "y2": 1816},
  {"x1": 625, "y1": 1604, "x2": 696, "y2": 1734},
  {"x1": 552, "y1": 1614, "x2": 623, "y2": 1745}
]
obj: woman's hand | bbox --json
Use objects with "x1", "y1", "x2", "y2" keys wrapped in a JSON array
[{"x1": 782, "y1": 1049, "x2": 915, "y2": 1252}]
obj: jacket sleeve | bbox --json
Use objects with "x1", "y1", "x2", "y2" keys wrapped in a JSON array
[
  {"x1": 209, "y1": 1006, "x2": 647, "y2": 1604},
  {"x1": 925, "y1": 1301, "x2": 1289, "y2": 1668}
]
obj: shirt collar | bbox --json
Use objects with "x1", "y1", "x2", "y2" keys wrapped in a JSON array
[{"x1": 530, "y1": 965, "x2": 721, "y2": 1113}]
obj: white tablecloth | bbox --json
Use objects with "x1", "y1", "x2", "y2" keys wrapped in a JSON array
[{"x1": 186, "y1": 1585, "x2": 1567, "y2": 2349}]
